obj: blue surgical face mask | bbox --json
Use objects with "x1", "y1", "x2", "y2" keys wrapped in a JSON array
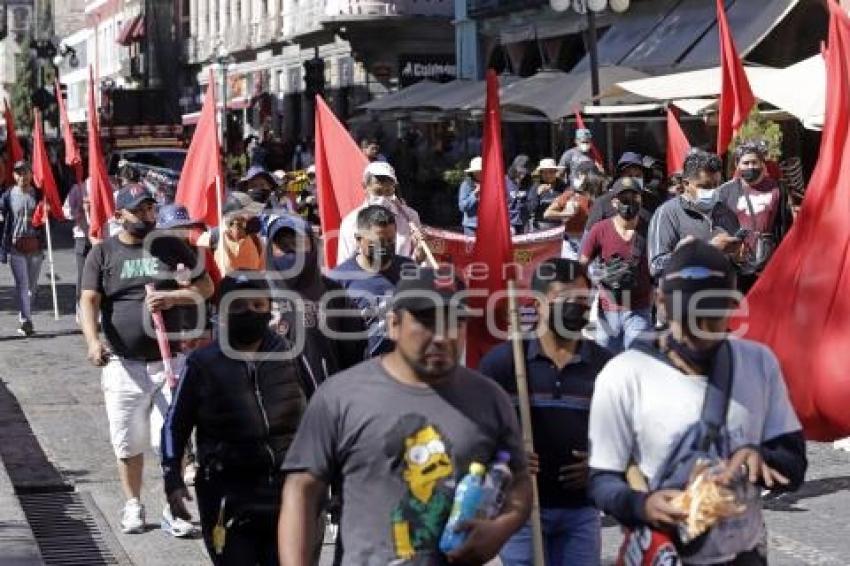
[
  {"x1": 695, "y1": 188, "x2": 718, "y2": 210},
  {"x1": 271, "y1": 251, "x2": 298, "y2": 272}
]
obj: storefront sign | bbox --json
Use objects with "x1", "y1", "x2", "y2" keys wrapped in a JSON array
[{"x1": 399, "y1": 54, "x2": 457, "y2": 87}]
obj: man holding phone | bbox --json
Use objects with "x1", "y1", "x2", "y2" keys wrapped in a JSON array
[
  {"x1": 648, "y1": 150, "x2": 742, "y2": 279},
  {"x1": 480, "y1": 258, "x2": 612, "y2": 565}
]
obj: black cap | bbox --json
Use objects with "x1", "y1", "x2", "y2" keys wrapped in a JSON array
[
  {"x1": 610, "y1": 177, "x2": 642, "y2": 198},
  {"x1": 219, "y1": 271, "x2": 271, "y2": 300},
  {"x1": 115, "y1": 183, "x2": 155, "y2": 210},
  {"x1": 392, "y1": 266, "x2": 468, "y2": 313},
  {"x1": 661, "y1": 240, "x2": 737, "y2": 320},
  {"x1": 13, "y1": 160, "x2": 30, "y2": 173}
]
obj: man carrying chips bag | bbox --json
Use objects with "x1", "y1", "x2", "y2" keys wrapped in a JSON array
[{"x1": 587, "y1": 240, "x2": 807, "y2": 565}]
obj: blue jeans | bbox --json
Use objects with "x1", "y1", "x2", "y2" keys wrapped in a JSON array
[
  {"x1": 500, "y1": 506, "x2": 601, "y2": 566},
  {"x1": 595, "y1": 308, "x2": 653, "y2": 354},
  {"x1": 9, "y1": 250, "x2": 44, "y2": 323}
]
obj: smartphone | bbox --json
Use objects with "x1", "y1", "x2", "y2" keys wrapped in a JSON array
[{"x1": 734, "y1": 228, "x2": 752, "y2": 240}]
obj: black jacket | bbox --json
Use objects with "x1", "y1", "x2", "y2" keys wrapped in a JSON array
[{"x1": 161, "y1": 331, "x2": 306, "y2": 494}]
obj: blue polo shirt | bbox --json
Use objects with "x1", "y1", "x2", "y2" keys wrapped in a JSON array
[{"x1": 479, "y1": 337, "x2": 612, "y2": 508}]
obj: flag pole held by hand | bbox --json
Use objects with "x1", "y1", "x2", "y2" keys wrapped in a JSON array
[
  {"x1": 389, "y1": 196, "x2": 439, "y2": 269},
  {"x1": 145, "y1": 283, "x2": 177, "y2": 388},
  {"x1": 507, "y1": 278, "x2": 545, "y2": 566},
  {"x1": 44, "y1": 211, "x2": 59, "y2": 320}
]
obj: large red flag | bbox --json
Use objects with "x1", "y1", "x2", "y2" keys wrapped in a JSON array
[
  {"x1": 55, "y1": 79, "x2": 83, "y2": 183},
  {"x1": 466, "y1": 71, "x2": 515, "y2": 368},
  {"x1": 175, "y1": 71, "x2": 223, "y2": 227},
  {"x1": 731, "y1": 3, "x2": 850, "y2": 440},
  {"x1": 4, "y1": 99, "x2": 25, "y2": 185},
  {"x1": 31, "y1": 110, "x2": 65, "y2": 226},
  {"x1": 86, "y1": 67, "x2": 115, "y2": 239},
  {"x1": 715, "y1": 0, "x2": 755, "y2": 155},
  {"x1": 666, "y1": 106, "x2": 691, "y2": 175},
  {"x1": 573, "y1": 109, "x2": 605, "y2": 170},
  {"x1": 314, "y1": 95, "x2": 368, "y2": 268}
]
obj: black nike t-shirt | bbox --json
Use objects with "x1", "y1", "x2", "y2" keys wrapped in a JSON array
[{"x1": 81, "y1": 235, "x2": 205, "y2": 361}]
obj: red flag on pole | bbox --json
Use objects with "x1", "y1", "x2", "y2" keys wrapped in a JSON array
[
  {"x1": 31, "y1": 109, "x2": 65, "y2": 226},
  {"x1": 573, "y1": 109, "x2": 605, "y2": 170},
  {"x1": 731, "y1": 3, "x2": 850, "y2": 440},
  {"x1": 314, "y1": 95, "x2": 368, "y2": 269},
  {"x1": 175, "y1": 70, "x2": 223, "y2": 227},
  {"x1": 86, "y1": 66, "x2": 115, "y2": 239},
  {"x1": 715, "y1": 0, "x2": 755, "y2": 155},
  {"x1": 666, "y1": 106, "x2": 691, "y2": 176},
  {"x1": 55, "y1": 79, "x2": 83, "y2": 183},
  {"x1": 466, "y1": 71, "x2": 515, "y2": 368},
  {"x1": 4, "y1": 99, "x2": 25, "y2": 185}
]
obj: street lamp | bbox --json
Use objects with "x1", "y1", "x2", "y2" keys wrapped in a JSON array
[
  {"x1": 213, "y1": 42, "x2": 235, "y2": 156},
  {"x1": 549, "y1": 0, "x2": 631, "y2": 103},
  {"x1": 52, "y1": 43, "x2": 80, "y2": 69}
]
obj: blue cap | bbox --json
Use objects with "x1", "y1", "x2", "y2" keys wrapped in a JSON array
[
  {"x1": 617, "y1": 152, "x2": 644, "y2": 171},
  {"x1": 575, "y1": 128, "x2": 592, "y2": 141},
  {"x1": 156, "y1": 203, "x2": 203, "y2": 229},
  {"x1": 115, "y1": 183, "x2": 155, "y2": 211}
]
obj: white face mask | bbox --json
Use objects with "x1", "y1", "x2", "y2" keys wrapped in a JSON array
[
  {"x1": 578, "y1": 142, "x2": 592, "y2": 153},
  {"x1": 367, "y1": 194, "x2": 397, "y2": 210},
  {"x1": 572, "y1": 177, "x2": 584, "y2": 190},
  {"x1": 631, "y1": 176, "x2": 644, "y2": 190}
]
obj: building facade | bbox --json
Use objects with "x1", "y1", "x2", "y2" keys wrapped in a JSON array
[{"x1": 0, "y1": 0, "x2": 33, "y2": 108}]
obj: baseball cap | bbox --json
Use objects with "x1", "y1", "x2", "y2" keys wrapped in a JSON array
[
  {"x1": 392, "y1": 266, "x2": 468, "y2": 314},
  {"x1": 237, "y1": 165, "x2": 277, "y2": 189},
  {"x1": 661, "y1": 240, "x2": 737, "y2": 320},
  {"x1": 306, "y1": 164, "x2": 316, "y2": 176},
  {"x1": 156, "y1": 204, "x2": 204, "y2": 229},
  {"x1": 617, "y1": 152, "x2": 644, "y2": 171},
  {"x1": 575, "y1": 128, "x2": 592, "y2": 142},
  {"x1": 115, "y1": 183, "x2": 156, "y2": 210},
  {"x1": 610, "y1": 177, "x2": 642, "y2": 198},
  {"x1": 13, "y1": 160, "x2": 31, "y2": 173},
  {"x1": 223, "y1": 191, "x2": 265, "y2": 217},
  {"x1": 219, "y1": 271, "x2": 271, "y2": 300},
  {"x1": 363, "y1": 161, "x2": 397, "y2": 184}
]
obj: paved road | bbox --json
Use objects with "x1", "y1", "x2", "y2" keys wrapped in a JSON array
[{"x1": 0, "y1": 225, "x2": 848, "y2": 565}]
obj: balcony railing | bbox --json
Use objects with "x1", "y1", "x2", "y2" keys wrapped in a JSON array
[{"x1": 467, "y1": 0, "x2": 547, "y2": 18}]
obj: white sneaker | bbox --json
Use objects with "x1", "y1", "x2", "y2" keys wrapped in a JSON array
[
  {"x1": 161, "y1": 507, "x2": 196, "y2": 538},
  {"x1": 183, "y1": 463, "x2": 198, "y2": 486},
  {"x1": 121, "y1": 499, "x2": 145, "y2": 534}
]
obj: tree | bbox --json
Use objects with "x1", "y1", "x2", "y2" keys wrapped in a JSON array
[{"x1": 10, "y1": 33, "x2": 34, "y2": 134}]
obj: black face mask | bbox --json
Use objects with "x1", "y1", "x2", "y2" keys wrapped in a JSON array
[
  {"x1": 617, "y1": 202, "x2": 641, "y2": 221},
  {"x1": 366, "y1": 243, "x2": 395, "y2": 266},
  {"x1": 247, "y1": 188, "x2": 270, "y2": 204},
  {"x1": 548, "y1": 301, "x2": 589, "y2": 338},
  {"x1": 227, "y1": 310, "x2": 271, "y2": 347},
  {"x1": 740, "y1": 168, "x2": 762, "y2": 184},
  {"x1": 667, "y1": 335, "x2": 723, "y2": 370},
  {"x1": 124, "y1": 219, "x2": 156, "y2": 239}
]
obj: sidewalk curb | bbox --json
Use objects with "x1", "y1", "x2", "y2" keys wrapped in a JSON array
[{"x1": 0, "y1": 454, "x2": 44, "y2": 565}]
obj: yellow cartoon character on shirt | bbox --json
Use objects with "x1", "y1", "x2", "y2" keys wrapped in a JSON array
[{"x1": 384, "y1": 414, "x2": 455, "y2": 561}]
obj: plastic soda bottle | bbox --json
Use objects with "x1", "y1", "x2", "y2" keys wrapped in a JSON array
[
  {"x1": 439, "y1": 462, "x2": 486, "y2": 554},
  {"x1": 482, "y1": 451, "x2": 513, "y2": 518}
]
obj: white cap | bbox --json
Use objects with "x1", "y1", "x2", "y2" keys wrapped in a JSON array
[
  {"x1": 363, "y1": 161, "x2": 397, "y2": 184},
  {"x1": 306, "y1": 164, "x2": 316, "y2": 175},
  {"x1": 533, "y1": 158, "x2": 565, "y2": 174},
  {"x1": 272, "y1": 170, "x2": 286, "y2": 182},
  {"x1": 465, "y1": 156, "x2": 483, "y2": 174}
]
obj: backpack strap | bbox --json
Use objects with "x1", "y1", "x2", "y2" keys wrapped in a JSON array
[{"x1": 697, "y1": 340, "x2": 734, "y2": 452}]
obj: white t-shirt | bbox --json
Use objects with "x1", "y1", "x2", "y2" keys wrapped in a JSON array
[
  {"x1": 336, "y1": 198, "x2": 421, "y2": 265},
  {"x1": 588, "y1": 337, "x2": 801, "y2": 563}
]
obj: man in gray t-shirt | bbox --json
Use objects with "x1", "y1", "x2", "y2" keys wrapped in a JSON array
[{"x1": 279, "y1": 268, "x2": 531, "y2": 566}]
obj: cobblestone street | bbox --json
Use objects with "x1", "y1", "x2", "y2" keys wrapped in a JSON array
[{"x1": 0, "y1": 226, "x2": 848, "y2": 565}]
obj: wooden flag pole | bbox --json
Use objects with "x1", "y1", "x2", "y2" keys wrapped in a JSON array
[
  {"x1": 43, "y1": 212, "x2": 60, "y2": 320},
  {"x1": 506, "y1": 278, "x2": 545, "y2": 566},
  {"x1": 390, "y1": 196, "x2": 439, "y2": 269}
]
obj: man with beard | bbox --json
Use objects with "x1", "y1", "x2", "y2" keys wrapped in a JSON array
[
  {"x1": 80, "y1": 183, "x2": 214, "y2": 535},
  {"x1": 265, "y1": 212, "x2": 365, "y2": 395},
  {"x1": 331, "y1": 205, "x2": 416, "y2": 359},
  {"x1": 480, "y1": 259, "x2": 611, "y2": 566},
  {"x1": 162, "y1": 273, "x2": 306, "y2": 565},
  {"x1": 279, "y1": 267, "x2": 532, "y2": 565}
]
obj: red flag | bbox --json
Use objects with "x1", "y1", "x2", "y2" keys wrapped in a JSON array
[
  {"x1": 55, "y1": 79, "x2": 83, "y2": 183},
  {"x1": 4, "y1": 99, "x2": 25, "y2": 185},
  {"x1": 86, "y1": 67, "x2": 115, "y2": 239},
  {"x1": 466, "y1": 71, "x2": 515, "y2": 368},
  {"x1": 573, "y1": 109, "x2": 605, "y2": 171},
  {"x1": 314, "y1": 95, "x2": 368, "y2": 268},
  {"x1": 716, "y1": 0, "x2": 755, "y2": 155},
  {"x1": 175, "y1": 71, "x2": 223, "y2": 227},
  {"x1": 31, "y1": 110, "x2": 65, "y2": 227},
  {"x1": 731, "y1": 3, "x2": 850, "y2": 440},
  {"x1": 666, "y1": 107, "x2": 691, "y2": 176}
]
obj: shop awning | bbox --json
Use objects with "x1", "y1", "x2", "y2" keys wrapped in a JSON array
[
  {"x1": 488, "y1": 67, "x2": 647, "y2": 122},
  {"x1": 359, "y1": 81, "x2": 444, "y2": 112},
  {"x1": 116, "y1": 14, "x2": 144, "y2": 46}
]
